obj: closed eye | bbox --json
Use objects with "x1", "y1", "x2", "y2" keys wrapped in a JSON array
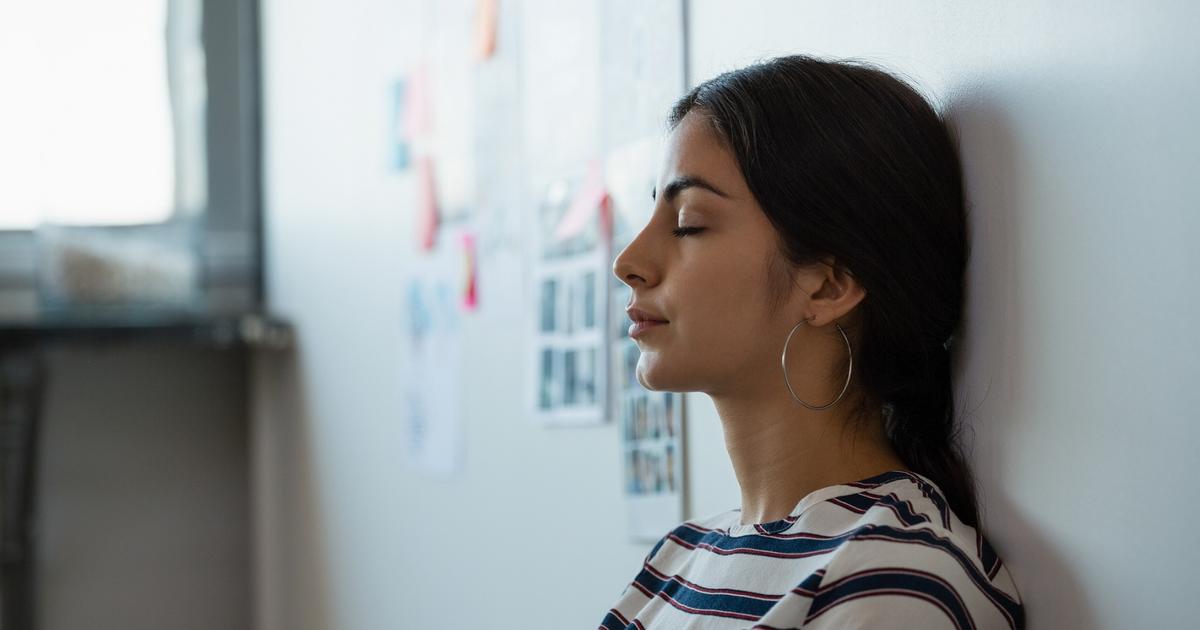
[{"x1": 671, "y1": 226, "x2": 705, "y2": 238}]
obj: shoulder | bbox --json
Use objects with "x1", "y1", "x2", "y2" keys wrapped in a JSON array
[
  {"x1": 641, "y1": 507, "x2": 741, "y2": 564},
  {"x1": 794, "y1": 471, "x2": 1025, "y2": 629}
]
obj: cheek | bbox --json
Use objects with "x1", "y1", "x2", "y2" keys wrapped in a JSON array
[
  {"x1": 636, "y1": 259, "x2": 779, "y2": 390},
  {"x1": 670, "y1": 256, "x2": 772, "y2": 346}
]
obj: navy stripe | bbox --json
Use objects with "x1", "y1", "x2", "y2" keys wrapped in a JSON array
[
  {"x1": 754, "y1": 515, "x2": 800, "y2": 535},
  {"x1": 845, "y1": 470, "x2": 954, "y2": 531},
  {"x1": 669, "y1": 523, "x2": 846, "y2": 559},
  {"x1": 792, "y1": 568, "x2": 825, "y2": 597},
  {"x1": 978, "y1": 530, "x2": 1000, "y2": 579},
  {"x1": 829, "y1": 490, "x2": 933, "y2": 528},
  {"x1": 807, "y1": 567, "x2": 976, "y2": 630},
  {"x1": 598, "y1": 609, "x2": 628, "y2": 630},
  {"x1": 895, "y1": 471, "x2": 954, "y2": 530},
  {"x1": 631, "y1": 562, "x2": 781, "y2": 621}
]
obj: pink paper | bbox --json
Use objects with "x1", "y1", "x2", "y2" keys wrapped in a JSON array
[
  {"x1": 553, "y1": 160, "x2": 607, "y2": 242},
  {"x1": 460, "y1": 230, "x2": 478, "y2": 311}
]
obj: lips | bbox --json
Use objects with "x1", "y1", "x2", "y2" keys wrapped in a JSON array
[
  {"x1": 626, "y1": 305, "x2": 669, "y2": 340},
  {"x1": 626, "y1": 307, "x2": 668, "y2": 324}
]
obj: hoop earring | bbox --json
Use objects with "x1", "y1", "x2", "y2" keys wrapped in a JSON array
[{"x1": 781, "y1": 317, "x2": 853, "y2": 411}]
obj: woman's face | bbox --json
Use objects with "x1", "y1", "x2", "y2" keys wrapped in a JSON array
[{"x1": 612, "y1": 109, "x2": 805, "y2": 396}]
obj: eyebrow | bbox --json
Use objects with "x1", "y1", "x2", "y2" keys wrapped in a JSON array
[{"x1": 651, "y1": 175, "x2": 731, "y2": 203}]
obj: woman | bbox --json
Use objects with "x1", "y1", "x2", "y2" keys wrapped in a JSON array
[{"x1": 601, "y1": 55, "x2": 1025, "y2": 629}]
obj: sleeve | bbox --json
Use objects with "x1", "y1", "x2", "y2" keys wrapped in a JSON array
[{"x1": 799, "y1": 545, "x2": 975, "y2": 630}]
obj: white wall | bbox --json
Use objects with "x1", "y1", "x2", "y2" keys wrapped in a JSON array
[{"x1": 255, "y1": 1, "x2": 1200, "y2": 628}]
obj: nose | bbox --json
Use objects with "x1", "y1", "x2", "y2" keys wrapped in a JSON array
[{"x1": 612, "y1": 238, "x2": 653, "y2": 289}]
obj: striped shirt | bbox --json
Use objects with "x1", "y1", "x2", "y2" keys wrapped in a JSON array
[{"x1": 600, "y1": 469, "x2": 1024, "y2": 629}]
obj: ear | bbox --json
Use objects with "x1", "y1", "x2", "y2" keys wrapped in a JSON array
[{"x1": 806, "y1": 256, "x2": 867, "y2": 327}]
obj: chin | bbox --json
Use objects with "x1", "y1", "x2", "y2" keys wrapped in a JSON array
[
  {"x1": 635, "y1": 368, "x2": 658, "y2": 391},
  {"x1": 635, "y1": 364, "x2": 691, "y2": 393},
  {"x1": 636, "y1": 365, "x2": 664, "y2": 392}
]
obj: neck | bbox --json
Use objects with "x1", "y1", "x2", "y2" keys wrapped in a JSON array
[{"x1": 710, "y1": 384, "x2": 907, "y2": 527}]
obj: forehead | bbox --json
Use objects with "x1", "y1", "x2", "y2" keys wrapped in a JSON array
[{"x1": 661, "y1": 110, "x2": 744, "y2": 193}]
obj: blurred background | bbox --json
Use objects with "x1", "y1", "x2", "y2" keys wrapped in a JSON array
[{"x1": 1, "y1": 1, "x2": 1198, "y2": 629}]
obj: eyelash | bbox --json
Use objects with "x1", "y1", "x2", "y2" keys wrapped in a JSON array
[{"x1": 671, "y1": 226, "x2": 705, "y2": 238}]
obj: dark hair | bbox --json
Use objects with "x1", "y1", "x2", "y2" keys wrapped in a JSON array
[{"x1": 669, "y1": 55, "x2": 980, "y2": 528}]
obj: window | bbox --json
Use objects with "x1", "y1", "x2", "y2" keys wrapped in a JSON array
[
  {"x1": 0, "y1": 1, "x2": 206, "y2": 229},
  {"x1": 0, "y1": 0, "x2": 261, "y2": 320}
]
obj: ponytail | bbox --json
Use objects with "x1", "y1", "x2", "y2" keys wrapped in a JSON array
[{"x1": 884, "y1": 343, "x2": 979, "y2": 528}]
